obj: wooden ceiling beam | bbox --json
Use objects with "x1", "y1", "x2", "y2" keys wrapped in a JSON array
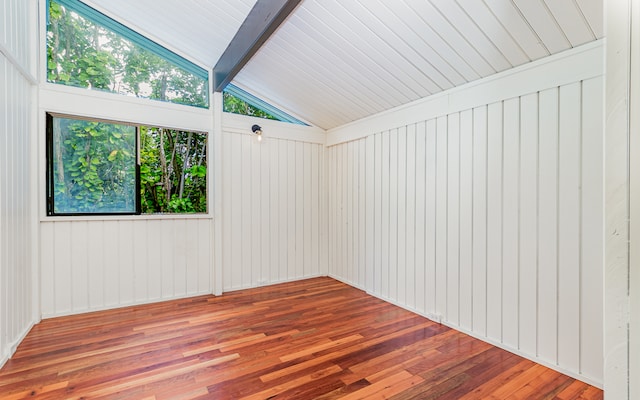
[{"x1": 212, "y1": 0, "x2": 302, "y2": 92}]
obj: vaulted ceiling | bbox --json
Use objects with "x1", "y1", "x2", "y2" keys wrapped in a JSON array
[{"x1": 83, "y1": 0, "x2": 603, "y2": 130}]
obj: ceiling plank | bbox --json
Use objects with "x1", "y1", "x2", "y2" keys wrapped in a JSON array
[{"x1": 212, "y1": 0, "x2": 302, "y2": 92}]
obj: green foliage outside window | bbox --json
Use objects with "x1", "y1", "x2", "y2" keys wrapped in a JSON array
[
  {"x1": 48, "y1": 115, "x2": 207, "y2": 215},
  {"x1": 222, "y1": 91, "x2": 279, "y2": 121},
  {"x1": 47, "y1": 0, "x2": 209, "y2": 108},
  {"x1": 50, "y1": 117, "x2": 137, "y2": 214},
  {"x1": 140, "y1": 127, "x2": 207, "y2": 214}
]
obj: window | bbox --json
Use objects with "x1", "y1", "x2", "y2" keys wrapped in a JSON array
[
  {"x1": 223, "y1": 84, "x2": 308, "y2": 125},
  {"x1": 47, "y1": 0, "x2": 209, "y2": 108},
  {"x1": 46, "y1": 114, "x2": 207, "y2": 216}
]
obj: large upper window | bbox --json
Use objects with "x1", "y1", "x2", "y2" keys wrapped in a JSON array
[
  {"x1": 46, "y1": 0, "x2": 209, "y2": 108},
  {"x1": 46, "y1": 114, "x2": 207, "y2": 216}
]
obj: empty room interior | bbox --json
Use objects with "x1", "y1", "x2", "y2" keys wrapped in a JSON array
[{"x1": 0, "y1": 0, "x2": 638, "y2": 398}]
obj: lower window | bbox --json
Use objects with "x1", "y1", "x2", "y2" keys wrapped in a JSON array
[{"x1": 46, "y1": 113, "x2": 207, "y2": 216}]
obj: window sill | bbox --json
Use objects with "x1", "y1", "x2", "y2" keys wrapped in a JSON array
[{"x1": 40, "y1": 213, "x2": 213, "y2": 223}]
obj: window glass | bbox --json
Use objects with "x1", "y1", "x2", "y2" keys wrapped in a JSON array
[
  {"x1": 223, "y1": 84, "x2": 308, "y2": 125},
  {"x1": 140, "y1": 127, "x2": 207, "y2": 214},
  {"x1": 48, "y1": 116, "x2": 137, "y2": 214},
  {"x1": 47, "y1": 0, "x2": 209, "y2": 108},
  {"x1": 223, "y1": 91, "x2": 279, "y2": 121},
  {"x1": 47, "y1": 114, "x2": 207, "y2": 216}
]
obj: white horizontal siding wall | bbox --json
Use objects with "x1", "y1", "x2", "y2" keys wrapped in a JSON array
[
  {"x1": 220, "y1": 118, "x2": 326, "y2": 291},
  {"x1": 327, "y1": 44, "x2": 604, "y2": 386},
  {"x1": 40, "y1": 218, "x2": 212, "y2": 317},
  {"x1": 0, "y1": 0, "x2": 36, "y2": 368}
]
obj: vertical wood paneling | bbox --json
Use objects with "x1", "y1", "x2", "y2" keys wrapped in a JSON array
[
  {"x1": 217, "y1": 131, "x2": 325, "y2": 292},
  {"x1": 343, "y1": 143, "x2": 350, "y2": 281},
  {"x1": 459, "y1": 109, "x2": 473, "y2": 331},
  {"x1": 486, "y1": 102, "x2": 503, "y2": 341},
  {"x1": 146, "y1": 220, "x2": 162, "y2": 300},
  {"x1": 580, "y1": 77, "x2": 604, "y2": 381},
  {"x1": 502, "y1": 97, "x2": 520, "y2": 349},
  {"x1": 40, "y1": 218, "x2": 213, "y2": 317},
  {"x1": 425, "y1": 119, "x2": 437, "y2": 314},
  {"x1": 336, "y1": 144, "x2": 343, "y2": 279},
  {"x1": 415, "y1": 122, "x2": 427, "y2": 314},
  {"x1": 222, "y1": 132, "x2": 232, "y2": 290},
  {"x1": 311, "y1": 145, "x2": 320, "y2": 277},
  {"x1": 346, "y1": 142, "x2": 353, "y2": 283},
  {"x1": 405, "y1": 124, "x2": 416, "y2": 307},
  {"x1": 118, "y1": 220, "x2": 135, "y2": 304},
  {"x1": 159, "y1": 220, "x2": 173, "y2": 300},
  {"x1": 71, "y1": 222, "x2": 89, "y2": 311},
  {"x1": 0, "y1": 0, "x2": 34, "y2": 363},
  {"x1": 326, "y1": 77, "x2": 604, "y2": 386},
  {"x1": 538, "y1": 87, "x2": 560, "y2": 365},
  {"x1": 330, "y1": 149, "x2": 336, "y2": 276},
  {"x1": 244, "y1": 136, "x2": 255, "y2": 286},
  {"x1": 447, "y1": 114, "x2": 460, "y2": 324},
  {"x1": 472, "y1": 106, "x2": 488, "y2": 336},
  {"x1": 54, "y1": 222, "x2": 72, "y2": 313},
  {"x1": 365, "y1": 135, "x2": 375, "y2": 292},
  {"x1": 358, "y1": 140, "x2": 366, "y2": 287},
  {"x1": 557, "y1": 82, "x2": 582, "y2": 371},
  {"x1": 287, "y1": 141, "x2": 296, "y2": 279},
  {"x1": 397, "y1": 127, "x2": 408, "y2": 305},
  {"x1": 374, "y1": 133, "x2": 382, "y2": 294},
  {"x1": 252, "y1": 140, "x2": 262, "y2": 283},
  {"x1": 385, "y1": 131, "x2": 393, "y2": 299},
  {"x1": 350, "y1": 141, "x2": 358, "y2": 284},
  {"x1": 304, "y1": 143, "x2": 312, "y2": 278},
  {"x1": 134, "y1": 221, "x2": 148, "y2": 301},
  {"x1": 295, "y1": 142, "x2": 305, "y2": 279},
  {"x1": 519, "y1": 92, "x2": 539, "y2": 356},
  {"x1": 40, "y1": 224, "x2": 55, "y2": 317},
  {"x1": 435, "y1": 117, "x2": 448, "y2": 316},
  {"x1": 262, "y1": 141, "x2": 272, "y2": 281},
  {"x1": 279, "y1": 140, "x2": 289, "y2": 281},
  {"x1": 230, "y1": 134, "x2": 242, "y2": 288}
]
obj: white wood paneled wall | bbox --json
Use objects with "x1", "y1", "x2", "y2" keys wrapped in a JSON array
[
  {"x1": 0, "y1": 0, "x2": 36, "y2": 368},
  {"x1": 40, "y1": 219, "x2": 212, "y2": 317},
  {"x1": 220, "y1": 131, "x2": 325, "y2": 291},
  {"x1": 327, "y1": 76, "x2": 604, "y2": 386}
]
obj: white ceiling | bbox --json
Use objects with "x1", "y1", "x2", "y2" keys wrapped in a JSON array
[{"x1": 84, "y1": 0, "x2": 603, "y2": 130}]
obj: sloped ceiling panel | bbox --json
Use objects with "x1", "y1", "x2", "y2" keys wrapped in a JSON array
[
  {"x1": 234, "y1": 0, "x2": 603, "y2": 129},
  {"x1": 83, "y1": 0, "x2": 258, "y2": 68},
  {"x1": 81, "y1": 0, "x2": 602, "y2": 131}
]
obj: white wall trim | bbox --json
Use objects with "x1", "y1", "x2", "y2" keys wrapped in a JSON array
[
  {"x1": 213, "y1": 92, "x2": 224, "y2": 296},
  {"x1": 39, "y1": 84, "x2": 212, "y2": 132},
  {"x1": 327, "y1": 273, "x2": 365, "y2": 292},
  {"x1": 326, "y1": 40, "x2": 604, "y2": 147},
  {"x1": 605, "y1": 0, "x2": 632, "y2": 398},
  {"x1": 628, "y1": 0, "x2": 640, "y2": 398},
  {"x1": 39, "y1": 214, "x2": 213, "y2": 224},
  {"x1": 0, "y1": 321, "x2": 36, "y2": 370},
  {"x1": 0, "y1": 42, "x2": 37, "y2": 85},
  {"x1": 222, "y1": 273, "x2": 327, "y2": 294},
  {"x1": 39, "y1": 292, "x2": 210, "y2": 320},
  {"x1": 223, "y1": 112, "x2": 326, "y2": 144}
]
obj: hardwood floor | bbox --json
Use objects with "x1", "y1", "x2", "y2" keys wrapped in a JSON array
[{"x1": 0, "y1": 277, "x2": 603, "y2": 399}]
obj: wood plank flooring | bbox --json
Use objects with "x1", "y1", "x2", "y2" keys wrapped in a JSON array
[{"x1": 0, "y1": 277, "x2": 603, "y2": 399}]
